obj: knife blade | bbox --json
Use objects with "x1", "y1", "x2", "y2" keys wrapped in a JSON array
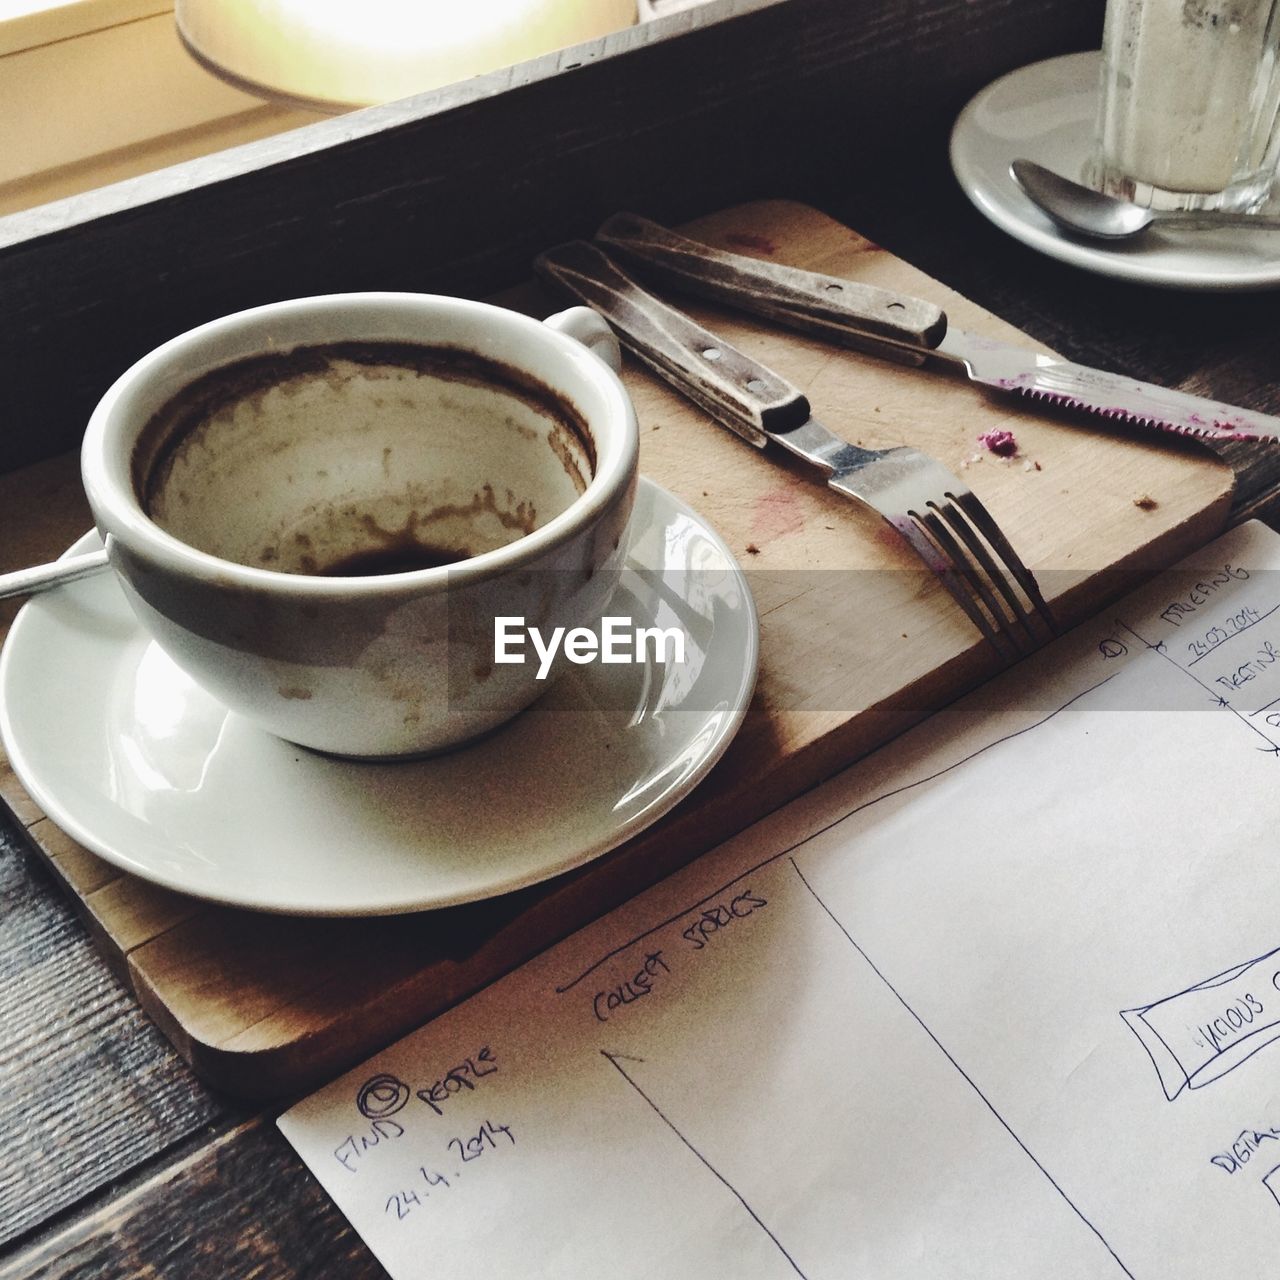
[{"x1": 594, "y1": 212, "x2": 1280, "y2": 444}]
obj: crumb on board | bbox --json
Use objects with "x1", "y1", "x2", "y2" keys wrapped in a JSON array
[
  {"x1": 1132, "y1": 493, "x2": 1158, "y2": 510},
  {"x1": 745, "y1": 542, "x2": 761, "y2": 555},
  {"x1": 977, "y1": 428, "x2": 1018, "y2": 458}
]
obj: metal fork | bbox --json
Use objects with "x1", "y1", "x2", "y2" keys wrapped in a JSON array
[{"x1": 534, "y1": 241, "x2": 1056, "y2": 660}]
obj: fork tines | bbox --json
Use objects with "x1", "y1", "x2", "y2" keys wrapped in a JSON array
[{"x1": 909, "y1": 488, "x2": 1056, "y2": 660}]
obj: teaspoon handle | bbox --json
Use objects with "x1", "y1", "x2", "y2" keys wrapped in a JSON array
[{"x1": 0, "y1": 548, "x2": 111, "y2": 601}]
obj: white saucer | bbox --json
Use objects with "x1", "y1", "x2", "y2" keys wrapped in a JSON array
[
  {"x1": 0, "y1": 478, "x2": 758, "y2": 916},
  {"x1": 950, "y1": 50, "x2": 1280, "y2": 291}
]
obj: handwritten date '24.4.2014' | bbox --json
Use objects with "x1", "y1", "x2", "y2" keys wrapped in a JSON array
[{"x1": 385, "y1": 1120, "x2": 516, "y2": 1223}]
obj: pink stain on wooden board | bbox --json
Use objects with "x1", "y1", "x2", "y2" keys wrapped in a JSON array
[
  {"x1": 751, "y1": 486, "x2": 807, "y2": 542},
  {"x1": 724, "y1": 232, "x2": 778, "y2": 254}
]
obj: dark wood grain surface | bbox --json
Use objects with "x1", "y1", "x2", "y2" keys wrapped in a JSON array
[{"x1": 5, "y1": 0, "x2": 1280, "y2": 1275}]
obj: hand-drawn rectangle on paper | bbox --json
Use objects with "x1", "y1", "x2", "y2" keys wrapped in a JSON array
[{"x1": 1122, "y1": 947, "x2": 1280, "y2": 1100}]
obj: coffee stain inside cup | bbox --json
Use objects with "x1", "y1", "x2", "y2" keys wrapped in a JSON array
[{"x1": 133, "y1": 340, "x2": 594, "y2": 577}]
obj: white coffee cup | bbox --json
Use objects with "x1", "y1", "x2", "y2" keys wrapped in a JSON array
[{"x1": 81, "y1": 294, "x2": 638, "y2": 758}]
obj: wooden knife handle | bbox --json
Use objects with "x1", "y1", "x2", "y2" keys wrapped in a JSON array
[
  {"x1": 595, "y1": 212, "x2": 946, "y2": 353},
  {"x1": 534, "y1": 240, "x2": 811, "y2": 448}
]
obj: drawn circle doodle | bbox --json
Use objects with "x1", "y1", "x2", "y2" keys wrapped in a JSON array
[{"x1": 357, "y1": 1073, "x2": 411, "y2": 1119}]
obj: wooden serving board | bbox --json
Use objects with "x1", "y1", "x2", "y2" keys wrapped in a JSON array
[{"x1": 0, "y1": 200, "x2": 1233, "y2": 1098}]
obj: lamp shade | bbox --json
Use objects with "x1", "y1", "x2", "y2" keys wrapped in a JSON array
[{"x1": 176, "y1": 0, "x2": 637, "y2": 110}]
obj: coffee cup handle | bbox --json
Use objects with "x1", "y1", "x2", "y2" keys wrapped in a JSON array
[{"x1": 542, "y1": 307, "x2": 622, "y2": 374}]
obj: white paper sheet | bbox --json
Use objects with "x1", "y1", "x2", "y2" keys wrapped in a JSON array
[{"x1": 279, "y1": 520, "x2": 1280, "y2": 1279}]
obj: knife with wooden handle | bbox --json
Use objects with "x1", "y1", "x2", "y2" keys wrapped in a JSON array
[
  {"x1": 594, "y1": 212, "x2": 1280, "y2": 444},
  {"x1": 595, "y1": 211, "x2": 947, "y2": 354}
]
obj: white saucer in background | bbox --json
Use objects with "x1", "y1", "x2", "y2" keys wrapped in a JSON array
[
  {"x1": 0, "y1": 477, "x2": 758, "y2": 917},
  {"x1": 950, "y1": 50, "x2": 1280, "y2": 291}
]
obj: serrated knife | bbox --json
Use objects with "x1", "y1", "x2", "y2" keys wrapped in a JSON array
[{"x1": 593, "y1": 213, "x2": 1280, "y2": 444}]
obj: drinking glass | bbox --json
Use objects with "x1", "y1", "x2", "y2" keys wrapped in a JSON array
[{"x1": 1093, "y1": 0, "x2": 1280, "y2": 211}]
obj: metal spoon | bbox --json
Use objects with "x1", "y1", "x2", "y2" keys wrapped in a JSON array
[
  {"x1": 1010, "y1": 159, "x2": 1280, "y2": 241},
  {"x1": 0, "y1": 549, "x2": 111, "y2": 601}
]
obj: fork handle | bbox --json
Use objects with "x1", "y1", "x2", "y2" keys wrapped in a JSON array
[
  {"x1": 534, "y1": 240, "x2": 811, "y2": 448},
  {"x1": 594, "y1": 212, "x2": 946, "y2": 354}
]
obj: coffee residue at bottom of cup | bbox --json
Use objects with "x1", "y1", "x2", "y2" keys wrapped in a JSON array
[{"x1": 318, "y1": 542, "x2": 473, "y2": 576}]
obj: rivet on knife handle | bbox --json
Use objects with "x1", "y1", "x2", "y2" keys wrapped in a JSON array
[
  {"x1": 595, "y1": 212, "x2": 947, "y2": 351},
  {"x1": 534, "y1": 240, "x2": 811, "y2": 447}
]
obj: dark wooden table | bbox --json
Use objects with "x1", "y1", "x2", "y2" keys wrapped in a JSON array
[{"x1": 3, "y1": 1, "x2": 1279, "y2": 1275}]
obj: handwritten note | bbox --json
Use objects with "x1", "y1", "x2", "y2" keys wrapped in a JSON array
[{"x1": 280, "y1": 520, "x2": 1280, "y2": 1278}]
